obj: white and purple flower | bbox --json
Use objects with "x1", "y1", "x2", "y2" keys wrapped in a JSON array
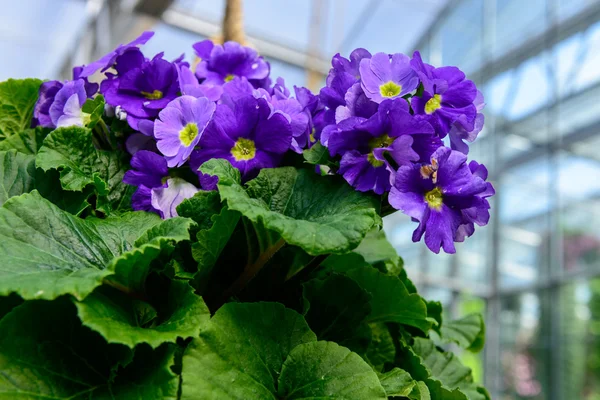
[
  {"x1": 359, "y1": 52, "x2": 419, "y2": 103},
  {"x1": 154, "y1": 96, "x2": 216, "y2": 167}
]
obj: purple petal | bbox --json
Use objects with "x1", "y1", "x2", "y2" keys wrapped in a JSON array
[{"x1": 151, "y1": 178, "x2": 199, "y2": 219}]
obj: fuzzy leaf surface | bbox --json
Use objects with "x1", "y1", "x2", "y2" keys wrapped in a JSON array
[{"x1": 201, "y1": 159, "x2": 380, "y2": 255}]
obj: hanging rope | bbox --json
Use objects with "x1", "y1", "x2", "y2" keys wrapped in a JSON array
[{"x1": 222, "y1": 0, "x2": 246, "y2": 44}]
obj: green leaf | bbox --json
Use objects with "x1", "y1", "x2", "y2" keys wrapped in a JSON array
[
  {"x1": 201, "y1": 159, "x2": 380, "y2": 255},
  {"x1": 441, "y1": 313, "x2": 486, "y2": 352},
  {"x1": 177, "y1": 191, "x2": 241, "y2": 290},
  {"x1": 314, "y1": 252, "x2": 370, "y2": 279},
  {"x1": 0, "y1": 150, "x2": 35, "y2": 206},
  {"x1": 345, "y1": 266, "x2": 432, "y2": 332},
  {"x1": 302, "y1": 141, "x2": 335, "y2": 166},
  {"x1": 409, "y1": 381, "x2": 432, "y2": 400},
  {"x1": 75, "y1": 280, "x2": 210, "y2": 348},
  {"x1": 303, "y1": 274, "x2": 372, "y2": 343},
  {"x1": 353, "y1": 228, "x2": 398, "y2": 266},
  {"x1": 176, "y1": 190, "x2": 223, "y2": 230},
  {"x1": 35, "y1": 167, "x2": 93, "y2": 215},
  {"x1": 427, "y1": 300, "x2": 443, "y2": 334},
  {"x1": 82, "y1": 95, "x2": 106, "y2": 129},
  {"x1": 378, "y1": 368, "x2": 416, "y2": 397},
  {"x1": 181, "y1": 302, "x2": 317, "y2": 399},
  {"x1": 399, "y1": 266, "x2": 419, "y2": 294},
  {"x1": 108, "y1": 215, "x2": 196, "y2": 292},
  {"x1": 106, "y1": 344, "x2": 180, "y2": 400},
  {"x1": 36, "y1": 126, "x2": 131, "y2": 213},
  {"x1": 0, "y1": 298, "x2": 178, "y2": 399},
  {"x1": 366, "y1": 323, "x2": 396, "y2": 371},
  {"x1": 411, "y1": 338, "x2": 487, "y2": 400},
  {"x1": 0, "y1": 126, "x2": 50, "y2": 154},
  {"x1": 0, "y1": 78, "x2": 42, "y2": 139},
  {"x1": 277, "y1": 341, "x2": 387, "y2": 399},
  {"x1": 0, "y1": 191, "x2": 192, "y2": 300}
]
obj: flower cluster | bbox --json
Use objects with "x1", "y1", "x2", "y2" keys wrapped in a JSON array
[
  {"x1": 32, "y1": 33, "x2": 494, "y2": 254},
  {"x1": 315, "y1": 49, "x2": 494, "y2": 253}
]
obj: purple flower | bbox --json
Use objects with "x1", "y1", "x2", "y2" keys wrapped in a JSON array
[
  {"x1": 193, "y1": 40, "x2": 270, "y2": 87},
  {"x1": 389, "y1": 146, "x2": 492, "y2": 254},
  {"x1": 154, "y1": 96, "x2": 216, "y2": 167},
  {"x1": 335, "y1": 82, "x2": 378, "y2": 123},
  {"x1": 177, "y1": 64, "x2": 223, "y2": 101},
  {"x1": 77, "y1": 31, "x2": 154, "y2": 78},
  {"x1": 123, "y1": 150, "x2": 168, "y2": 213},
  {"x1": 359, "y1": 53, "x2": 419, "y2": 103},
  {"x1": 410, "y1": 51, "x2": 478, "y2": 138},
  {"x1": 48, "y1": 80, "x2": 89, "y2": 128},
  {"x1": 448, "y1": 90, "x2": 485, "y2": 154},
  {"x1": 151, "y1": 178, "x2": 199, "y2": 219},
  {"x1": 33, "y1": 66, "x2": 99, "y2": 128},
  {"x1": 327, "y1": 100, "x2": 437, "y2": 195},
  {"x1": 33, "y1": 80, "x2": 64, "y2": 128},
  {"x1": 455, "y1": 160, "x2": 495, "y2": 242},
  {"x1": 125, "y1": 133, "x2": 158, "y2": 155},
  {"x1": 191, "y1": 95, "x2": 292, "y2": 181},
  {"x1": 219, "y1": 76, "x2": 255, "y2": 109},
  {"x1": 254, "y1": 78, "x2": 311, "y2": 153},
  {"x1": 101, "y1": 54, "x2": 179, "y2": 130}
]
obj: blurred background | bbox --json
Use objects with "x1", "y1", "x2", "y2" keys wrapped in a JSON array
[{"x1": 2, "y1": 0, "x2": 600, "y2": 398}]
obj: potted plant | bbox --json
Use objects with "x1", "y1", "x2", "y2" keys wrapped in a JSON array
[{"x1": 0, "y1": 27, "x2": 492, "y2": 400}]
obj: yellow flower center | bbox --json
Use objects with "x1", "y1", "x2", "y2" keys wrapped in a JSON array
[
  {"x1": 367, "y1": 152, "x2": 385, "y2": 167},
  {"x1": 379, "y1": 81, "x2": 402, "y2": 98},
  {"x1": 368, "y1": 134, "x2": 395, "y2": 150},
  {"x1": 231, "y1": 138, "x2": 256, "y2": 161},
  {"x1": 141, "y1": 90, "x2": 164, "y2": 100},
  {"x1": 224, "y1": 74, "x2": 236, "y2": 82},
  {"x1": 425, "y1": 94, "x2": 442, "y2": 114},
  {"x1": 425, "y1": 187, "x2": 443, "y2": 210},
  {"x1": 179, "y1": 123, "x2": 199, "y2": 147}
]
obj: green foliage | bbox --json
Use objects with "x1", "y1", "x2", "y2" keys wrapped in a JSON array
[
  {"x1": 201, "y1": 158, "x2": 381, "y2": 255},
  {"x1": 0, "y1": 78, "x2": 42, "y2": 139},
  {"x1": 0, "y1": 79, "x2": 490, "y2": 399},
  {"x1": 182, "y1": 302, "x2": 386, "y2": 399},
  {"x1": 0, "y1": 126, "x2": 50, "y2": 154},
  {"x1": 0, "y1": 191, "x2": 193, "y2": 300},
  {"x1": 37, "y1": 126, "x2": 131, "y2": 214},
  {"x1": 0, "y1": 150, "x2": 36, "y2": 206}
]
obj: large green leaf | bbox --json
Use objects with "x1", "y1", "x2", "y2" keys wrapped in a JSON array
[
  {"x1": 182, "y1": 302, "x2": 317, "y2": 399},
  {"x1": 201, "y1": 159, "x2": 380, "y2": 255},
  {"x1": 182, "y1": 302, "x2": 385, "y2": 399},
  {"x1": 303, "y1": 274, "x2": 372, "y2": 343},
  {"x1": 0, "y1": 150, "x2": 35, "y2": 206},
  {"x1": 108, "y1": 215, "x2": 196, "y2": 292},
  {"x1": 378, "y1": 368, "x2": 417, "y2": 397},
  {"x1": 36, "y1": 126, "x2": 131, "y2": 213},
  {"x1": 0, "y1": 299, "x2": 178, "y2": 399},
  {"x1": 35, "y1": 168, "x2": 93, "y2": 215},
  {"x1": 0, "y1": 126, "x2": 49, "y2": 154},
  {"x1": 409, "y1": 338, "x2": 489, "y2": 400},
  {"x1": 177, "y1": 191, "x2": 241, "y2": 289},
  {"x1": 366, "y1": 323, "x2": 396, "y2": 371},
  {"x1": 0, "y1": 191, "x2": 192, "y2": 300},
  {"x1": 441, "y1": 313, "x2": 486, "y2": 352},
  {"x1": 75, "y1": 280, "x2": 210, "y2": 348},
  {"x1": 0, "y1": 78, "x2": 42, "y2": 139},
  {"x1": 277, "y1": 341, "x2": 387, "y2": 399},
  {"x1": 353, "y1": 228, "x2": 398, "y2": 266},
  {"x1": 345, "y1": 266, "x2": 432, "y2": 332}
]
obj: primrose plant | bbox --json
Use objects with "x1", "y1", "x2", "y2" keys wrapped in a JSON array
[{"x1": 0, "y1": 32, "x2": 492, "y2": 399}]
